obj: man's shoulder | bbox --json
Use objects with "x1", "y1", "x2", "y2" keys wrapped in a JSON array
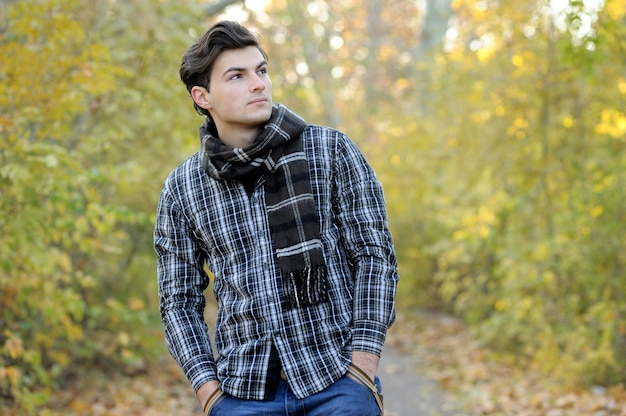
[
  {"x1": 163, "y1": 152, "x2": 202, "y2": 186},
  {"x1": 301, "y1": 124, "x2": 347, "y2": 147},
  {"x1": 302, "y1": 123, "x2": 343, "y2": 137}
]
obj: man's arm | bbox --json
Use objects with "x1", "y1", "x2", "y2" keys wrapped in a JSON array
[
  {"x1": 197, "y1": 380, "x2": 221, "y2": 411},
  {"x1": 351, "y1": 351, "x2": 379, "y2": 381},
  {"x1": 155, "y1": 181, "x2": 220, "y2": 396},
  {"x1": 333, "y1": 134, "x2": 399, "y2": 371}
]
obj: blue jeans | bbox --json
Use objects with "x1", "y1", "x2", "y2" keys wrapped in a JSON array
[{"x1": 209, "y1": 375, "x2": 383, "y2": 416}]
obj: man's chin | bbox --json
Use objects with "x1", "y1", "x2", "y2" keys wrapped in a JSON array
[{"x1": 259, "y1": 106, "x2": 273, "y2": 123}]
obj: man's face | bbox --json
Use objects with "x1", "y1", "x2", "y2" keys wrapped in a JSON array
[{"x1": 200, "y1": 46, "x2": 273, "y2": 140}]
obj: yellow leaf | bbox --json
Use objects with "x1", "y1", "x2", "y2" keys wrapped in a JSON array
[
  {"x1": 476, "y1": 46, "x2": 495, "y2": 63},
  {"x1": 129, "y1": 298, "x2": 145, "y2": 311},
  {"x1": 2, "y1": 333, "x2": 24, "y2": 360},
  {"x1": 5, "y1": 366, "x2": 21, "y2": 388},
  {"x1": 56, "y1": 252, "x2": 72, "y2": 273},
  {"x1": 595, "y1": 109, "x2": 626, "y2": 138},
  {"x1": 591, "y1": 206, "x2": 604, "y2": 218},
  {"x1": 605, "y1": 0, "x2": 626, "y2": 20},
  {"x1": 50, "y1": 350, "x2": 70, "y2": 367},
  {"x1": 562, "y1": 116, "x2": 574, "y2": 128},
  {"x1": 395, "y1": 78, "x2": 410, "y2": 90},
  {"x1": 118, "y1": 332, "x2": 131, "y2": 347},
  {"x1": 511, "y1": 54, "x2": 524, "y2": 67}
]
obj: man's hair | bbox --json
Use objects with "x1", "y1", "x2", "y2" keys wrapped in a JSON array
[{"x1": 180, "y1": 21, "x2": 266, "y2": 116}]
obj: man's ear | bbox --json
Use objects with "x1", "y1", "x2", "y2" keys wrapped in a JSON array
[{"x1": 191, "y1": 86, "x2": 212, "y2": 110}]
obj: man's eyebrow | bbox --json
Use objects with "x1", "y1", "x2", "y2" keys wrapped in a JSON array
[{"x1": 222, "y1": 61, "x2": 268, "y2": 77}]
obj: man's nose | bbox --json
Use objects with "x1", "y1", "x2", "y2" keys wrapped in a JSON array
[{"x1": 250, "y1": 74, "x2": 266, "y2": 91}]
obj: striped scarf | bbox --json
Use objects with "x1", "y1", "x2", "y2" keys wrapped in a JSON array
[{"x1": 200, "y1": 104, "x2": 328, "y2": 308}]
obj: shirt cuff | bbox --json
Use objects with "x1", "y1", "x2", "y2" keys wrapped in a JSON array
[
  {"x1": 182, "y1": 353, "x2": 218, "y2": 392},
  {"x1": 351, "y1": 320, "x2": 389, "y2": 356}
]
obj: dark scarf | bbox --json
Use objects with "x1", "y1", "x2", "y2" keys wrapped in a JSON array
[{"x1": 200, "y1": 104, "x2": 328, "y2": 308}]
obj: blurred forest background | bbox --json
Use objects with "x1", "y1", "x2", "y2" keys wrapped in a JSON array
[{"x1": 1, "y1": 0, "x2": 625, "y2": 413}]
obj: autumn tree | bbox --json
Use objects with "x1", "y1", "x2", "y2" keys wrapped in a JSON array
[
  {"x1": 0, "y1": 0, "x2": 204, "y2": 411},
  {"x1": 388, "y1": 0, "x2": 626, "y2": 384}
]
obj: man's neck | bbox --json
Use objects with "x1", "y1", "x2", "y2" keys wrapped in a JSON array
[{"x1": 218, "y1": 126, "x2": 263, "y2": 149}]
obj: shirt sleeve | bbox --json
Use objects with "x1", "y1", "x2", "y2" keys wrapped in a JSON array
[
  {"x1": 154, "y1": 179, "x2": 217, "y2": 392},
  {"x1": 333, "y1": 134, "x2": 399, "y2": 356}
]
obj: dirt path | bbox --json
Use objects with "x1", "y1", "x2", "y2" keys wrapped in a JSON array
[
  {"x1": 43, "y1": 310, "x2": 626, "y2": 415},
  {"x1": 40, "y1": 311, "x2": 466, "y2": 415},
  {"x1": 379, "y1": 343, "x2": 465, "y2": 416},
  {"x1": 41, "y1": 343, "x2": 460, "y2": 416},
  {"x1": 37, "y1": 310, "x2": 626, "y2": 415}
]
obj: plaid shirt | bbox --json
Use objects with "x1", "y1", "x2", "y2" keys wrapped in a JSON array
[{"x1": 155, "y1": 124, "x2": 398, "y2": 400}]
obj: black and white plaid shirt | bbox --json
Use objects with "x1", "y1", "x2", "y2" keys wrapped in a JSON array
[{"x1": 155, "y1": 124, "x2": 398, "y2": 400}]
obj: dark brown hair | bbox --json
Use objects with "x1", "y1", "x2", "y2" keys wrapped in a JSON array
[{"x1": 180, "y1": 21, "x2": 266, "y2": 116}]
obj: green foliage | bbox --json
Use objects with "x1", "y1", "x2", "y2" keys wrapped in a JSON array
[
  {"x1": 371, "y1": 0, "x2": 626, "y2": 387},
  {"x1": 0, "y1": 0, "x2": 202, "y2": 411}
]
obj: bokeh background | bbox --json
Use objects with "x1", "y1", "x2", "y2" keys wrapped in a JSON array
[{"x1": 1, "y1": 0, "x2": 625, "y2": 413}]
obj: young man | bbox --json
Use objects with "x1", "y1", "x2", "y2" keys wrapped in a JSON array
[{"x1": 154, "y1": 21, "x2": 398, "y2": 416}]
